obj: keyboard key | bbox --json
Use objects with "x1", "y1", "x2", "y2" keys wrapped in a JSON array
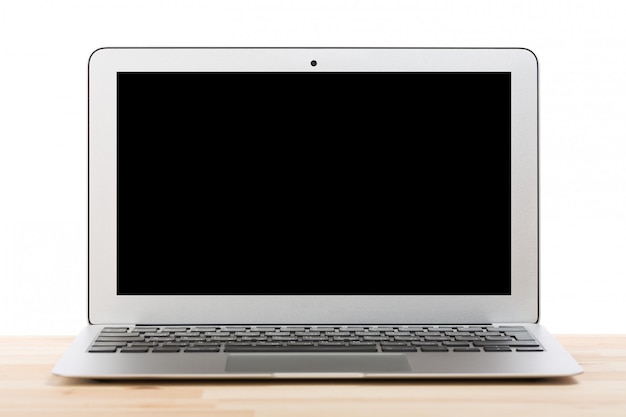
[
  {"x1": 235, "y1": 331, "x2": 260, "y2": 336},
  {"x1": 98, "y1": 332, "x2": 141, "y2": 337},
  {"x1": 88, "y1": 346, "x2": 117, "y2": 352},
  {"x1": 458, "y1": 327, "x2": 484, "y2": 332},
  {"x1": 381, "y1": 342, "x2": 411, "y2": 347},
  {"x1": 146, "y1": 336, "x2": 175, "y2": 342},
  {"x1": 318, "y1": 342, "x2": 348, "y2": 347},
  {"x1": 443, "y1": 341, "x2": 470, "y2": 347},
  {"x1": 425, "y1": 336, "x2": 451, "y2": 341},
  {"x1": 494, "y1": 326, "x2": 526, "y2": 331},
  {"x1": 184, "y1": 346, "x2": 220, "y2": 352},
  {"x1": 399, "y1": 326, "x2": 426, "y2": 331},
  {"x1": 265, "y1": 332, "x2": 291, "y2": 337},
  {"x1": 509, "y1": 341, "x2": 541, "y2": 347},
  {"x1": 207, "y1": 336, "x2": 237, "y2": 342},
  {"x1": 349, "y1": 341, "x2": 376, "y2": 347},
  {"x1": 363, "y1": 336, "x2": 390, "y2": 341},
  {"x1": 96, "y1": 336, "x2": 144, "y2": 342},
  {"x1": 91, "y1": 341, "x2": 127, "y2": 347},
  {"x1": 162, "y1": 342, "x2": 188, "y2": 348},
  {"x1": 174, "y1": 332, "x2": 200, "y2": 336},
  {"x1": 453, "y1": 348, "x2": 481, "y2": 352},
  {"x1": 481, "y1": 331, "x2": 503, "y2": 337},
  {"x1": 381, "y1": 346, "x2": 417, "y2": 352},
  {"x1": 268, "y1": 336, "x2": 297, "y2": 341},
  {"x1": 411, "y1": 341, "x2": 440, "y2": 347},
  {"x1": 295, "y1": 331, "x2": 321, "y2": 336},
  {"x1": 120, "y1": 347, "x2": 149, "y2": 353},
  {"x1": 301, "y1": 336, "x2": 329, "y2": 341},
  {"x1": 134, "y1": 327, "x2": 159, "y2": 331},
  {"x1": 101, "y1": 327, "x2": 130, "y2": 332},
  {"x1": 327, "y1": 331, "x2": 351, "y2": 336},
  {"x1": 483, "y1": 346, "x2": 512, "y2": 352},
  {"x1": 446, "y1": 331, "x2": 472, "y2": 336},
  {"x1": 485, "y1": 335, "x2": 513, "y2": 340},
  {"x1": 417, "y1": 332, "x2": 445, "y2": 337},
  {"x1": 356, "y1": 331, "x2": 380, "y2": 336},
  {"x1": 473, "y1": 341, "x2": 515, "y2": 347},
  {"x1": 485, "y1": 336, "x2": 514, "y2": 341},
  {"x1": 205, "y1": 331, "x2": 233, "y2": 336},
  {"x1": 311, "y1": 327, "x2": 337, "y2": 332}
]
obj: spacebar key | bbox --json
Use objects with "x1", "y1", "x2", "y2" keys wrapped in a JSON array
[{"x1": 224, "y1": 345, "x2": 378, "y2": 352}]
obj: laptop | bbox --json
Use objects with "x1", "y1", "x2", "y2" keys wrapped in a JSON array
[{"x1": 52, "y1": 47, "x2": 583, "y2": 379}]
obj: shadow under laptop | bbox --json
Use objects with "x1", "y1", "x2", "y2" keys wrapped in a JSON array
[{"x1": 48, "y1": 375, "x2": 580, "y2": 387}]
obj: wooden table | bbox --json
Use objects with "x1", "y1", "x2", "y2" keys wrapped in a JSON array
[{"x1": 1, "y1": 335, "x2": 624, "y2": 416}]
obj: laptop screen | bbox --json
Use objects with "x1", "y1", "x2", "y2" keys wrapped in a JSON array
[{"x1": 116, "y1": 72, "x2": 511, "y2": 295}]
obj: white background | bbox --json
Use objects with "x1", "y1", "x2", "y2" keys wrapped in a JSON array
[{"x1": 1, "y1": 1, "x2": 625, "y2": 335}]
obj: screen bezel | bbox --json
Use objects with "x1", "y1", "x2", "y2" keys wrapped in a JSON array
[{"x1": 88, "y1": 48, "x2": 538, "y2": 325}]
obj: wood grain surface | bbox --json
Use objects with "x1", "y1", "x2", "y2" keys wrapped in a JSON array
[{"x1": 1, "y1": 335, "x2": 625, "y2": 416}]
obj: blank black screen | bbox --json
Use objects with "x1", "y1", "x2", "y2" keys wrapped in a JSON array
[{"x1": 116, "y1": 72, "x2": 511, "y2": 295}]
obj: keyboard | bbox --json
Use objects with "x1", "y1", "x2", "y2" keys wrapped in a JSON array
[{"x1": 88, "y1": 325, "x2": 543, "y2": 353}]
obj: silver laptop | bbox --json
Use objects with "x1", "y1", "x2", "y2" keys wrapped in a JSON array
[{"x1": 53, "y1": 47, "x2": 583, "y2": 379}]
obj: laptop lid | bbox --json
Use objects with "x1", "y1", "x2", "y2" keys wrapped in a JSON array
[{"x1": 87, "y1": 47, "x2": 538, "y2": 326}]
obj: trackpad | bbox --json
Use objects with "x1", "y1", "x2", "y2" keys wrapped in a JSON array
[{"x1": 226, "y1": 354, "x2": 411, "y2": 373}]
